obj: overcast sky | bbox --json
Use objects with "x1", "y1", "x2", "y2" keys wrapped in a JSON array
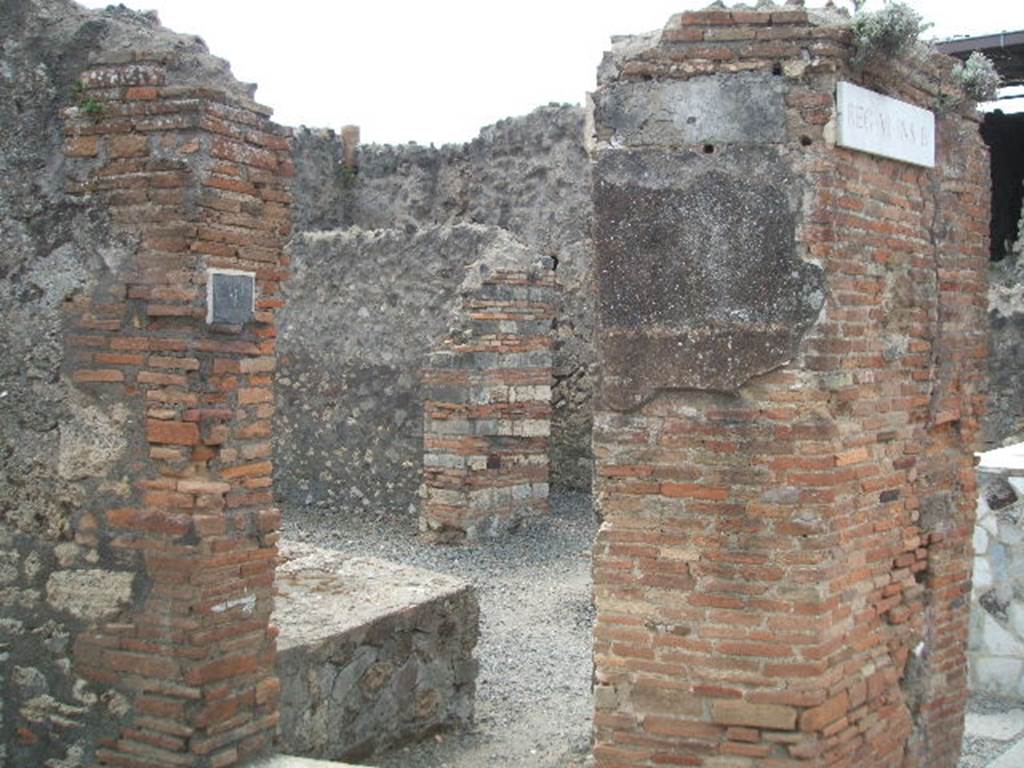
[{"x1": 78, "y1": 1, "x2": 1021, "y2": 145}]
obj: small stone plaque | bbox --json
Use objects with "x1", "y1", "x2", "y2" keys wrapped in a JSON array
[
  {"x1": 836, "y1": 81, "x2": 935, "y2": 168},
  {"x1": 207, "y1": 269, "x2": 255, "y2": 325}
]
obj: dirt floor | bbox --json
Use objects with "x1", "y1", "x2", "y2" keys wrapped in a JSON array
[{"x1": 284, "y1": 492, "x2": 1024, "y2": 768}]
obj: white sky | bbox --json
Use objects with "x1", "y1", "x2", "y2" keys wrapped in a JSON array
[{"x1": 79, "y1": 1, "x2": 1022, "y2": 145}]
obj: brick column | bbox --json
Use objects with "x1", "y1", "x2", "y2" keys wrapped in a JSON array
[
  {"x1": 421, "y1": 256, "x2": 556, "y2": 542},
  {"x1": 62, "y1": 55, "x2": 292, "y2": 767},
  {"x1": 590, "y1": 8, "x2": 987, "y2": 768}
]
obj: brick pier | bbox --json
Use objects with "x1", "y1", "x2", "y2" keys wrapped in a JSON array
[
  {"x1": 590, "y1": 8, "x2": 989, "y2": 767},
  {"x1": 63, "y1": 55, "x2": 292, "y2": 767}
]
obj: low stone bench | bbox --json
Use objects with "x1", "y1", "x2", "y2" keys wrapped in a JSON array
[{"x1": 273, "y1": 542, "x2": 479, "y2": 762}]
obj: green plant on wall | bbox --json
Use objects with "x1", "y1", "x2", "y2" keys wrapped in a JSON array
[
  {"x1": 74, "y1": 81, "x2": 104, "y2": 118},
  {"x1": 80, "y1": 97, "x2": 104, "y2": 116},
  {"x1": 852, "y1": 1, "x2": 931, "y2": 66},
  {"x1": 952, "y1": 52, "x2": 1002, "y2": 102}
]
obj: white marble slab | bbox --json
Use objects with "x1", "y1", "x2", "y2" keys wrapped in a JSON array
[{"x1": 836, "y1": 81, "x2": 935, "y2": 167}]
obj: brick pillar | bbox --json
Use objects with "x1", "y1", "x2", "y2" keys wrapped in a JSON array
[
  {"x1": 421, "y1": 253, "x2": 556, "y2": 542},
  {"x1": 590, "y1": 8, "x2": 988, "y2": 768},
  {"x1": 62, "y1": 54, "x2": 291, "y2": 767}
]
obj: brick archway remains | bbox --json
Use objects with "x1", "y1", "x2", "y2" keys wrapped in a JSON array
[{"x1": 589, "y1": 7, "x2": 989, "y2": 768}]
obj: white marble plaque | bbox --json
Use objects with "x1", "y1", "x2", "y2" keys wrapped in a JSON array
[{"x1": 836, "y1": 81, "x2": 935, "y2": 168}]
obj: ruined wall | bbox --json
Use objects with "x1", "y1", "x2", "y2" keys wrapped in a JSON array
[
  {"x1": 278, "y1": 224, "x2": 548, "y2": 520},
  {"x1": 590, "y1": 7, "x2": 988, "y2": 768},
  {"x1": 285, "y1": 106, "x2": 595, "y2": 497},
  {"x1": 1, "y1": 2, "x2": 290, "y2": 765}
]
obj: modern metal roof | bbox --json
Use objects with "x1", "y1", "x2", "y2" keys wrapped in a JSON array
[{"x1": 936, "y1": 30, "x2": 1024, "y2": 87}]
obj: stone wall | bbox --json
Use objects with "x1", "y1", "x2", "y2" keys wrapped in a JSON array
[
  {"x1": 274, "y1": 542, "x2": 478, "y2": 761},
  {"x1": 421, "y1": 250, "x2": 556, "y2": 542},
  {"x1": 1, "y1": 2, "x2": 291, "y2": 765},
  {"x1": 286, "y1": 105, "x2": 595, "y2": 496},
  {"x1": 589, "y1": 7, "x2": 988, "y2": 768}
]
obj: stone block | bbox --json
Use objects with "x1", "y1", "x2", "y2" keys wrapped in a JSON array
[
  {"x1": 274, "y1": 542, "x2": 479, "y2": 762},
  {"x1": 594, "y1": 74, "x2": 787, "y2": 148},
  {"x1": 592, "y1": 147, "x2": 824, "y2": 410},
  {"x1": 711, "y1": 700, "x2": 797, "y2": 730},
  {"x1": 45, "y1": 569, "x2": 135, "y2": 621}
]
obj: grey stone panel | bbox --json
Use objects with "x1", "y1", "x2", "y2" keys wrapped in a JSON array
[
  {"x1": 593, "y1": 147, "x2": 825, "y2": 411},
  {"x1": 593, "y1": 74, "x2": 787, "y2": 148}
]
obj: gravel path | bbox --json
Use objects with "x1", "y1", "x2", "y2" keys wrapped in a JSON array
[{"x1": 282, "y1": 492, "x2": 598, "y2": 768}]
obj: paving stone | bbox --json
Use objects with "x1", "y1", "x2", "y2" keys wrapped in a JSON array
[
  {"x1": 981, "y1": 614, "x2": 1024, "y2": 656},
  {"x1": 990, "y1": 737, "x2": 1024, "y2": 768},
  {"x1": 973, "y1": 658, "x2": 1024, "y2": 697},
  {"x1": 250, "y1": 756, "x2": 363, "y2": 767},
  {"x1": 964, "y1": 709, "x2": 1024, "y2": 741}
]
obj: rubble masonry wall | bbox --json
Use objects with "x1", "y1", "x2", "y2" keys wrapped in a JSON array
[{"x1": 281, "y1": 106, "x2": 595, "y2": 514}]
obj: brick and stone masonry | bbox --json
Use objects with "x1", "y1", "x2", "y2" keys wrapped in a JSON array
[
  {"x1": 52, "y1": 53, "x2": 291, "y2": 767},
  {"x1": 286, "y1": 105, "x2": 595, "y2": 500},
  {"x1": 590, "y1": 7, "x2": 989, "y2": 768},
  {"x1": 421, "y1": 240, "x2": 557, "y2": 542}
]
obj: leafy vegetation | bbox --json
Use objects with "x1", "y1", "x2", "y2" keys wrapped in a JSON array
[
  {"x1": 952, "y1": 52, "x2": 1002, "y2": 102},
  {"x1": 852, "y1": 1, "x2": 931, "y2": 66}
]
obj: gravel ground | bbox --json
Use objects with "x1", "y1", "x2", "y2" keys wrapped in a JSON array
[{"x1": 282, "y1": 491, "x2": 599, "y2": 768}]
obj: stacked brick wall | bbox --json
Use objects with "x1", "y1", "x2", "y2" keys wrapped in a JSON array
[
  {"x1": 590, "y1": 7, "x2": 988, "y2": 768},
  {"x1": 421, "y1": 258, "x2": 556, "y2": 542},
  {"x1": 53, "y1": 54, "x2": 291, "y2": 767}
]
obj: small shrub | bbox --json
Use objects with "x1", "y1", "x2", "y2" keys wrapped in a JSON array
[
  {"x1": 80, "y1": 98, "x2": 104, "y2": 117},
  {"x1": 952, "y1": 52, "x2": 1002, "y2": 102},
  {"x1": 852, "y1": 1, "x2": 931, "y2": 65}
]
